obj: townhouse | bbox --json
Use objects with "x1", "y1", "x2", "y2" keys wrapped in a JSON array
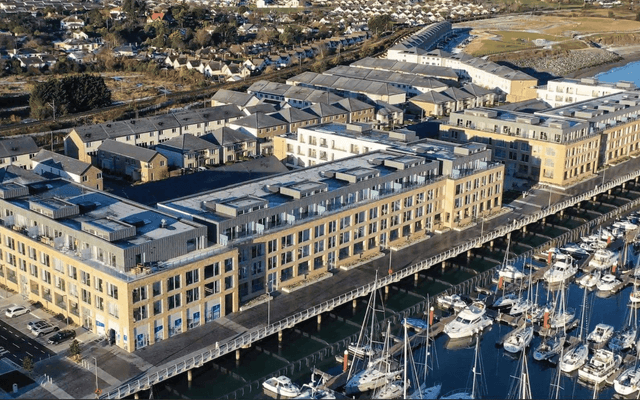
[{"x1": 31, "y1": 150, "x2": 103, "y2": 190}]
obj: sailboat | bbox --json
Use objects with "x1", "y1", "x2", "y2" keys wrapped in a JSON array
[
  {"x1": 560, "y1": 287, "x2": 589, "y2": 373},
  {"x1": 614, "y1": 344, "x2": 640, "y2": 395},
  {"x1": 407, "y1": 314, "x2": 442, "y2": 399},
  {"x1": 496, "y1": 236, "x2": 525, "y2": 281},
  {"x1": 441, "y1": 330, "x2": 485, "y2": 399},
  {"x1": 345, "y1": 321, "x2": 403, "y2": 395},
  {"x1": 534, "y1": 285, "x2": 568, "y2": 361},
  {"x1": 507, "y1": 351, "x2": 532, "y2": 399},
  {"x1": 608, "y1": 305, "x2": 637, "y2": 351},
  {"x1": 509, "y1": 260, "x2": 535, "y2": 317}
]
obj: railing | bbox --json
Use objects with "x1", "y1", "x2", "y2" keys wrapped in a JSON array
[{"x1": 102, "y1": 168, "x2": 640, "y2": 399}]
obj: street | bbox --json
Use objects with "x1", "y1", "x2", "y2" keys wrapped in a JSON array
[{"x1": 0, "y1": 316, "x2": 55, "y2": 365}]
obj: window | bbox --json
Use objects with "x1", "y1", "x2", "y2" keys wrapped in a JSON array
[
  {"x1": 314, "y1": 240, "x2": 325, "y2": 253},
  {"x1": 81, "y1": 271, "x2": 90, "y2": 286},
  {"x1": 340, "y1": 216, "x2": 351, "y2": 229},
  {"x1": 81, "y1": 289, "x2": 91, "y2": 305},
  {"x1": 186, "y1": 269, "x2": 200, "y2": 285},
  {"x1": 107, "y1": 283, "x2": 118, "y2": 299},
  {"x1": 167, "y1": 294, "x2": 181, "y2": 310},
  {"x1": 152, "y1": 281, "x2": 162, "y2": 297},
  {"x1": 153, "y1": 300, "x2": 162, "y2": 316},
  {"x1": 281, "y1": 251, "x2": 293, "y2": 265},
  {"x1": 41, "y1": 269, "x2": 51, "y2": 284},
  {"x1": 95, "y1": 295, "x2": 104, "y2": 311},
  {"x1": 94, "y1": 277, "x2": 103, "y2": 292},
  {"x1": 281, "y1": 234, "x2": 294, "y2": 248},
  {"x1": 224, "y1": 258, "x2": 233, "y2": 272},
  {"x1": 205, "y1": 281, "x2": 220, "y2": 296},
  {"x1": 186, "y1": 288, "x2": 200, "y2": 303},
  {"x1": 252, "y1": 261, "x2": 263, "y2": 275},
  {"x1": 298, "y1": 229, "x2": 310, "y2": 243},
  {"x1": 68, "y1": 265, "x2": 77, "y2": 280},
  {"x1": 328, "y1": 221, "x2": 336, "y2": 233},
  {"x1": 167, "y1": 275, "x2": 181, "y2": 291},
  {"x1": 204, "y1": 263, "x2": 220, "y2": 279},
  {"x1": 108, "y1": 302, "x2": 119, "y2": 318},
  {"x1": 29, "y1": 264, "x2": 37, "y2": 277},
  {"x1": 315, "y1": 225, "x2": 325, "y2": 238},
  {"x1": 225, "y1": 276, "x2": 234, "y2": 290},
  {"x1": 268, "y1": 239, "x2": 277, "y2": 253},
  {"x1": 132, "y1": 286, "x2": 148, "y2": 303},
  {"x1": 268, "y1": 256, "x2": 277, "y2": 270},
  {"x1": 133, "y1": 305, "x2": 148, "y2": 321}
]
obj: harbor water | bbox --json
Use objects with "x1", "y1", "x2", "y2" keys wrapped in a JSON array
[
  {"x1": 596, "y1": 59, "x2": 640, "y2": 86},
  {"x1": 156, "y1": 183, "x2": 640, "y2": 399}
]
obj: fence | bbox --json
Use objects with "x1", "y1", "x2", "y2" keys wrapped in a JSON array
[{"x1": 102, "y1": 169, "x2": 640, "y2": 399}]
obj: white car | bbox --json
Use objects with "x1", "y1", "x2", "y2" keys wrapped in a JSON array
[
  {"x1": 32, "y1": 323, "x2": 58, "y2": 337},
  {"x1": 5, "y1": 305, "x2": 30, "y2": 318}
]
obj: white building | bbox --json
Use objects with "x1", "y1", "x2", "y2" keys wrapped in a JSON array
[{"x1": 537, "y1": 78, "x2": 636, "y2": 107}]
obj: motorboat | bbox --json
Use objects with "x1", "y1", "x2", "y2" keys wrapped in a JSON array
[
  {"x1": 402, "y1": 318, "x2": 429, "y2": 333},
  {"x1": 533, "y1": 334, "x2": 565, "y2": 361},
  {"x1": 613, "y1": 220, "x2": 638, "y2": 232},
  {"x1": 263, "y1": 376, "x2": 302, "y2": 398},
  {"x1": 560, "y1": 342, "x2": 589, "y2": 372},
  {"x1": 374, "y1": 379, "x2": 403, "y2": 399},
  {"x1": 587, "y1": 323, "x2": 614, "y2": 349},
  {"x1": 543, "y1": 259, "x2": 577, "y2": 284},
  {"x1": 492, "y1": 292, "x2": 519, "y2": 309},
  {"x1": 576, "y1": 270, "x2": 600, "y2": 289},
  {"x1": 444, "y1": 302, "x2": 493, "y2": 339},
  {"x1": 540, "y1": 247, "x2": 570, "y2": 262},
  {"x1": 347, "y1": 343, "x2": 381, "y2": 358},
  {"x1": 561, "y1": 243, "x2": 590, "y2": 258},
  {"x1": 294, "y1": 383, "x2": 336, "y2": 399},
  {"x1": 588, "y1": 249, "x2": 618, "y2": 271},
  {"x1": 436, "y1": 294, "x2": 467, "y2": 312},
  {"x1": 549, "y1": 308, "x2": 576, "y2": 329},
  {"x1": 497, "y1": 264, "x2": 525, "y2": 281},
  {"x1": 596, "y1": 274, "x2": 621, "y2": 292},
  {"x1": 609, "y1": 325, "x2": 637, "y2": 352},
  {"x1": 503, "y1": 324, "x2": 534, "y2": 353},
  {"x1": 578, "y1": 349, "x2": 622, "y2": 384},
  {"x1": 614, "y1": 366, "x2": 640, "y2": 396}
]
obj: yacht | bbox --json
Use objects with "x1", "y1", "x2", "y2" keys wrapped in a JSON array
[
  {"x1": 549, "y1": 308, "x2": 576, "y2": 329},
  {"x1": 543, "y1": 259, "x2": 578, "y2": 284},
  {"x1": 613, "y1": 220, "x2": 638, "y2": 232},
  {"x1": 596, "y1": 274, "x2": 621, "y2": 292},
  {"x1": 436, "y1": 294, "x2": 467, "y2": 312},
  {"x1": 263, "y1": 376, "x2": 302, "y2": 398},
  {"x1": 587, "y1": 324, "x2": 614, "y2": 349},
  {"x1": 608, "y1": 325, "x2": 637, "y2": 352},
  {"x1": 630, "y1": 288, "x2": 640, "y2": 306},
  {"x1": 347, "y1": 343, "x2": 381, "y2": 358},
  {"x1": 533, "y1": 334, "x2": 565, "y2": 361},
  {"x1": 503, "y1": 324, "x2": 534, "y2": 353},
  {"x1": 444, "y1": 302, "x2": 493, "y2": 339},
  {"x1": 614, "y1": 366, "x2": 640, "y2": 396},
  {"x1": 561, "y1": 243, "x2": 590, "y2": 258},
  {"x1": 576, "y1": 270, "x2": 600, "y2": 289},
  {"x1": 560, "y1": 343, "x2": 589, "y2": 372},
  {"x1": 492, "y1": 292, "x2": 519, "y2": 309},
  {"x1": 578, "y1": 349, "x2": 622, "y2": 384},
  {"x1": 497, "y1": 264, "x2": 525, "y2": 281},
  {"x1": 588, "y1": 249, "x2": 618, "y2": 271}
]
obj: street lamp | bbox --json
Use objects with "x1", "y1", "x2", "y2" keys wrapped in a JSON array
[
  {"x1": 93, "y1": 357, "x2": 99, "y2": 398},
  {"x1": 267, "y1": 283, "x2": 271, "y2": 327}
]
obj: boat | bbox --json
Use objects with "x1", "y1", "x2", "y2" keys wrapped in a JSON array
[
  {"x1": 586, "y1": 324, "x2": 614, "y2": 350},
  {"x1": 541, "y1": 247, "x2": 571, "y2": 262},
  {"x1": 560, "y1": 243, "x2": 590, "y2": 258},
  {"x1": 503, "y1": 324, "x2": 534, "y2": 354},
  {"x1": 543, "y1": 258, "x2": 578, "y2": 284},
  {"x1": 533, "y1": 334, "x2": 565, "y2": 361},
  {"x1": 497, "y1": 264, "x2": 526, "y2": 281},
  {"x1": 576, "y1": 270, "x2": 600, "y2": 289},
  {"x1": 587, "y1": 249, "x2": 618, "y2": 271},
  {"x1": 406, "y1": 317, "x2": 442, "y2": 400},
  {"x1": 402, "y1": 318, "x2": 429, "y2": 333},
  {"x1": 293, "y1": 375, "x2": 337, "y2": 400},
  {"x1": 444, "y1": 301, "x2": 493, "y2": 339},
  {"x1": 578, "y1": 349, "x2": 622, "y2": 384},
  {"x1": 507, "y1": 351, "x2": 532, "y2": 399},
  {"x1": 595, "y1": 274, "x2": 621, "y2": 292},
  {"x1": 613, "y1": 220, "x2": 638, "y2": 232},
  {"x1": 560, "y1": 287, "x2": 590, "y2": 373},
  {"x1": 609, "y1": 307, "x2": 638, "y2": 352},
  {"x1": 347, "y1": 343, "x2": 381, "y2": 358},
  {"x1": 345, "y1": 322, "x2": 403, "y2": 395},
  {"x1": 630, "y1": 289, "x2": 640, "y2": 306},
  {"x1": 614, "y1": 366, "x2": 640, "y2": 396},
  {"x1": 549, "y1": 308, "x2": 576, "y2": 329},
  {"x1": 492, "y1": 293, "x2": 519, "y2": 309},
  {"x1": 436, "y1": 294, "x2": 467, "y2": 311},
  {"x1": 263, "y1": 376, "x2": 302, "y2": 398},
  {"x1": 440, "y1": 331, "x2": 484, "y2": 399}
]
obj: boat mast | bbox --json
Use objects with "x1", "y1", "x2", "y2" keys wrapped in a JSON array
[
  {"x1": 579, "y1": 286, "x2": 588, "y2": 341},
  {"x1": 471, "y1": 329, "x2": 480, "y2": 399},
  {"x1": 403, "y1": 323, "x2": 408, "y2": 399},
  {"x1": 519, "y1": 351, "x2": 532, "y2": 400}
]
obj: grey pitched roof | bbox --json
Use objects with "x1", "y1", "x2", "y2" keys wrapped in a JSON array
[
  {"x1": 410, "y1": 90, "x2": 453, "y2": 105},
  {"x1": 244, "y1": 104, "x2": 278, "y2": 114},
  {"x1": 98, "y1": 140, "x2": 161, "y2": 163},
  {"x1": 0, "y1": 137, "x2": 39, "y2": 158},
  {"x1": 269, "y1": 108, "x2": 318, "y2": 123},
  {"x1": 461, "y1": 83, "x2": 494, "y2": 97},
  {"x1": 0, "y1": 165, "x2": 46, "y2": 184},
  {"x1": 231, "y1": 113, "x2": 287, "y2": 129},
  {"x1": 155, "y1": 134, "x2": 220, "y2": 153},
  {"x1": 32, "y1": 149, "x2": 93, "y2": 175},
  {"x1": 212, "y1": 89, "x2": 257, "y2": 107},
  {"x1": 302, "y1": 103, "x2": 347, "y2": 118},
  {"x1": 333, "y1": 97, "x2": 374, "y2": 112},
  {"x1": 203, "y1": 127, "x2": 257, "y2": 147}
]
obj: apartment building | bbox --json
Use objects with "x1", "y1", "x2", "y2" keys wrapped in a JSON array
[
  {"x1": 31, "y1": 150, "x2": 103, "y2": 190},
  {"x1": 0, "y1": 176, "x2": 238, "y2": 352},
  {"x1": 64, "y1": 105, "x2": 245, "y2": 164},
  {"x1": 537, "y1": 78, "x2": 636, "y2": 107},
  {"x1": 442, "y1": 108, "x2": 598, "y2": 187},
  {"x1": 159, "y1": 147, "x2": 503, "y2": 302}
]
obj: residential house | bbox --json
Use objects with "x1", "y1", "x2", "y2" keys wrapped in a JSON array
[
  {"x1": 31, "y1": 149, "x2": 103, "y2": 190},
  {"x1": 155, "y1": 134, "x2": 221, "y2": 169},
  {"x1": 332, "y1": 98, "x2": 375, "y2": 123},
  {"x1": 60, "y1": 16, "x2": 84, "y2": 30},
  {"x1": 203, "y1": 127, "x2": 258, "y2": 163},
  {"x1": 97, "y1": 140, "x2": 168, "y2": 182},
  {"x1": 0, "y1": 137, "x2": 39, "y2": 169},
  {"x1": 211, "y1": 89, "x2": 262, "y2": 109},
  {"x1": 270, "y1": 108, "x2": 319, "y2": 133},
  {"x1": 227, "y1": 113, "x2": 288, "y2": 139},
  {"x1": 302, "y1": 103, "x2": 349, "y2": 124}
]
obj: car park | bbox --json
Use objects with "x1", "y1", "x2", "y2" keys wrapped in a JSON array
[
  {"x1": 27, "y1": 320, "x2": 47, "y2": 332},
  {"x1": 47, "y1": 330, "x2": 75, "y2": 344},
  {"x1": 32, "y1": 323, "x2": 58, "y2": 337},
  {"x1": 4, "y1": 305, "x2": 30, "y2": 318}
]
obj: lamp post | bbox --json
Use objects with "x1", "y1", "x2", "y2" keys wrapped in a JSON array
[
  {"x1": 93, "y1": 357, "x2": 99, "y2": 398},
  {"x1": 267, "y1": 282, "x2": 271, "y2": 328}
]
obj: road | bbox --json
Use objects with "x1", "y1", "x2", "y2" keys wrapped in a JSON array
[{"x1": 0, "y1": 315, "x2": 55, "y2": 365}]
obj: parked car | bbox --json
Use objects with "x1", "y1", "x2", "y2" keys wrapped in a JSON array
[
  {"x1": 27, "y1": 320, "x2": 48, "y2": 332},
  {"x1": 32, "y1": 323, "x2": 58, "y2": 337},
  {"x1": 47, "y1": 329, "x2": 75, "y2": 344},
  {"x1": 5, "y1": 305, "x2": 30, "y2": 318}
]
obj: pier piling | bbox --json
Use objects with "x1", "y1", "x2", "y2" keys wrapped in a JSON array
[{"x1": 343, "y1": 350, "x2": 348, "y2": 372}]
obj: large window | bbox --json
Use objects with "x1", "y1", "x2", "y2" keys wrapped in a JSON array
[
  {"x1": 167, "y1": 294, "x2": 181, "y2": 310},
  {"x1": 167, "y1": 275, "x2": 181, "y2": 291}
]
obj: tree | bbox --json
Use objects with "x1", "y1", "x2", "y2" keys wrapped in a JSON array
[
  {"x1": 69, "y1": 339, "x2": 81, "y2": 361},
  {"x1": 608, "y1": 10, "x2": 615, "y2": 18},
  {"x1": 279, "y1": 26, "x2": 302, "y2": 46},
  {"x1": 368, "y1": 15, "x2": 393, "y2": 36},
  {"x1": 22, "y1": 356, "x2": 33, "y2": 372},
  {"x1": 194, "y1": 28, "x2": 212, "y2": 48},
  {"x1": 30, "y1": 74, "x2": 112, "y2": 119}
]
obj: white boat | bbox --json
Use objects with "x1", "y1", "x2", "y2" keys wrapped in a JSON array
[
  {"x1": 543, "y1": 259, "x2": 577, "y2": 284},
  {"x1": 561, "y1": 243, "x2": 590, "y2": 258},
  {"x1": 630, "y1": 289, "x2": 640, "y2": 306},
  {"x1": 560, "y1": 343, "x2": 589, "y2": 372},
  {"x1": 436, "y1": 294, "x2": 467, "y2": 311},
  {"x1": 263, "y1": 376, "x2": 302, "y2": 398},
  {"x1": 492, "y1": 292, "x2": 519, "y2": 309},
  {"x1": 609, "y1": 325, "x2": 637, "y2": 352},
  {"x1": 347, "y1": 343, "x2": 381, "y2": 358},
  {"x1": 596, "y1": 274, "x2": 621, "y2": 292},
  {"x1": 578, "y1": 349, "x2": 622, "y2": 384},
  {"x1": 294, "y1": 383, "x2": 336, "y2": 399},
  {"x1": 402, "y1": 318, "x2": 429, "y2": 332},
  {"x1": 406, "y1": 317, "x2": 441, "y2": 400},
  {"x1": 497, "y1": 264, "x2": 525, "y2": 281},
  {"x1": 614, "y1": 366, "x2": 640, "y2": 396},
  {"x1": 549, "y1": 308, "x2": 576, "y2": 329},
  {"x1": 503, "y1": 324, "x2": 534, "y2": 353},
  {"x1": 509, "y1": 297, "x2": 533, "y2": 316},
  {"x1": 588, "y1": 249, "x2": 618, "y2": 271},
  {"x1": 613, "y1": 220, "x2": 638, "y2": 232},
  {"x1": 407, "y1": 382, "x2": 441, "y2": 399},
  {"x1": 587, "y1": 323, "x2": 614, "y2": 349},
  {"x1": 576, "y1": 270, "x2": 600, "y2": 289},
  {"x1": 533, "y1": 334, "x2": 565, "y2": 361},
  {"x1": 374, "y1": 379, "x2": 403, "y2": 399},
  {"x1": 444, "y1": 302, "x2": 493, "y2": 339},
  {"x1": 541, "y1": 248, "x2": 570, "y2": 262}
]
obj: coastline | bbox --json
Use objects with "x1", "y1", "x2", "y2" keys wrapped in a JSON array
[{"x1": 567, "y1": 48, "x2": 640, "y2": 79}]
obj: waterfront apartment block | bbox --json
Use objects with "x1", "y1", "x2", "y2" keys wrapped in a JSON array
[
  {"x1": 0, "y1": 176, "x2": 239, "y2": 352},
  {"x1": 64, "y1": 105, "x2": 245, "y2": 164},
  {"x1": 537, "y1": 78, "x2": 636, "y2": 108},
  {"x1": 159, "y1": 148, "x2": 503, "y2": 303},
  {"x1": 441, "y1": 108, "x2": 598, "y2": 187}
]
